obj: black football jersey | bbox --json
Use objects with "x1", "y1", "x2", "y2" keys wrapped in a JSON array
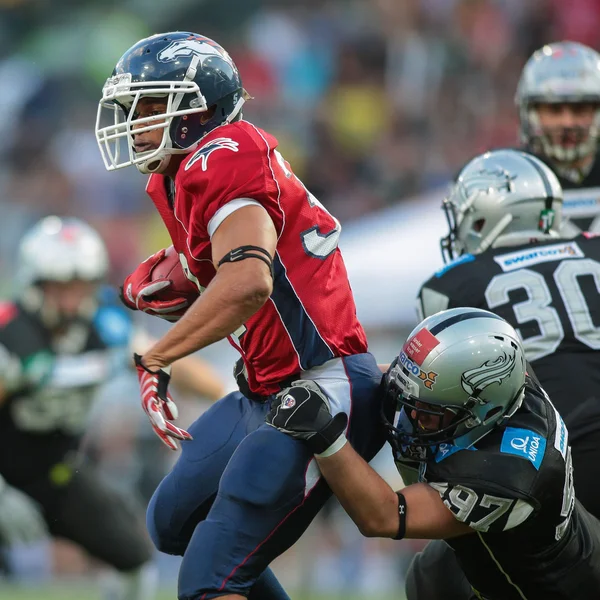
[
  {"x1": 421, "y1": 381, "x2": 600, "y2": 599},
  {"x1": 527, "y1": 148, "x2": 600, "y2": 233},
  {"x1": 0, "y1": 299, "x2": 132, "y2": 485},
  {"x1": 418, "y1": 233, "x2": 600, "y2": 438}
]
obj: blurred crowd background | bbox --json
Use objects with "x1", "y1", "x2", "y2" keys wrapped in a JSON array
[{"x1": 1, "y1": 0, "x2": 600, "y2": 597}]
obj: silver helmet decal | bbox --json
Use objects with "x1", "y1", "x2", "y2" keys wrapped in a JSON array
[{"x1": 461, "y1": 351, "x2": 516, "y2": 396}]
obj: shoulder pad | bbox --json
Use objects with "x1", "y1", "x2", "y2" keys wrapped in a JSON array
[{"x1": 434, "y1": 254, "x2": 475, "y2": 277}]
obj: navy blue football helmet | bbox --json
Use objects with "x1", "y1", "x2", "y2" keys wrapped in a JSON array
[{"x1": 96, "y1": 32, "x2": 247, "y2": 174}]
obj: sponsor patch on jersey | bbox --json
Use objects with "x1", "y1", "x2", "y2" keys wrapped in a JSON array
[
  {"x1": 552, "y1": 406, "x2": 569, "y2": 461},
  {"x1": 403, "y1": 328, "x2": 440, "y2": 366},
  {"x1": 184, "y1": 137, "x2": 239, "y2": 172},
  {"x1": 500, "y1": 427, "x2": 546, "y2": 470},
  {"x1": 434, "y1": 442, "x2": 476, "y2": 463},
  {"x1": 493, "y1": 241, "x2": 584, "y2": 272},
  {"x1": 435, "y1": 254, "x2": 475, "y2": 277},
  {"x1": 562, "y1": 187, "x2": 600, "y2": 217}
]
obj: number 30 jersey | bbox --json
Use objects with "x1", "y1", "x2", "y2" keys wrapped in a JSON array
[
  {"x1": 417, "y1": 234, "x2": 600, "y2": 437},
  {"x1": 146, "y1": 120, "x2": 367, "y2": 396},
  {"x1": 422, "y1": 381, "x2": 600, "y2": 600}
]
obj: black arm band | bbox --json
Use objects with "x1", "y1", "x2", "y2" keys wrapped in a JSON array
[
  {"x1": 394, "y1": 492, "x2": 407, "y2": 540},
  {"x1": 217, "y1": 245, "x2": 274, "y2": 279}
]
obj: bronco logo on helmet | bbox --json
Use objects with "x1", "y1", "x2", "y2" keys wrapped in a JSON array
[{"x1": 157, "y1": 37, "x2": 235, "y2": 66}]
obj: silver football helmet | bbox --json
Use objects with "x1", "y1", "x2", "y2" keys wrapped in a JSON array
[
  {"x1": 383, "y1": 308, "x2": 527, "y2": 462},
  {"x1": 440, "y1": 149, "x2": 563, "y2": 262},
  {"x1": 516, "y1": 41, "x2": 600, "y2": 163}
]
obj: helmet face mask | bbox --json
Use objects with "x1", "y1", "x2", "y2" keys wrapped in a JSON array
[
  {"x1": 528, "y1": 103, "x2": 599, "y2": 163},
  {"x1": 382, "y1": 309, "x2": 527, "y2": 463},
  {"x1": 96, "y1": 32, "x2": 246, "y2": 174},
  {"x1": 440, "y1": 150, "x2": 563, "y2": 263},
  {"x1": 384, "y1": 361, "x2": 479, "y2": 461},
  {"x1": 96, "y1": 78, "x2": 209, "y2": 174},
  {"x1": 516, "y1": 42, "x2": 600, "y2": 165}
]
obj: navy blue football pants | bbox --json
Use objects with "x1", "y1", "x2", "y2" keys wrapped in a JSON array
[{"x1": 146, "y1": 353, "x2": 385, "y2": 599}]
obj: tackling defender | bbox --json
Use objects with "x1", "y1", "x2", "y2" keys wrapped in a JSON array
[{"x1": 268, "y1": 308, "x2": 600, "y2": 600}]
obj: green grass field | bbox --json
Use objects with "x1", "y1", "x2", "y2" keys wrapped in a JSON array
[{"x1": 0, "y1": 585, "x2": 403, "y2": 600}]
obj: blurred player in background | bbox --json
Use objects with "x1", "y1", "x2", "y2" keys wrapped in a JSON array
[
  {"x1": 96, "y1": 31, "x2": 385, "y2": 600},
  {"x1": 516, "y1": 41, "x2": 600, "y2": 233},
  {"x1": 0, "y1": 216, "x2": 224, "y2": 599},
  {"x1": 267, "y1": 308, "x2": 600, "y2": 600}
]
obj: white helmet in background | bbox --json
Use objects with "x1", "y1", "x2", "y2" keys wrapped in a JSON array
[
  {"x1": 17, "y1": 216, "x2": 109, "y2": 326},
  {"x1": 17, "y1": 216, "x2": 109, "y2": 286},
  {"x1": 440, "y1": 149, "x2": 563, "y2": 262},
  {"x1": 516, "y1": 41, "x2": 600, "y2": 163}
]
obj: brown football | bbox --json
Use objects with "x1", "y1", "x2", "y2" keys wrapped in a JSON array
[{"x1": 149, "y1": 246, "x2": 200, "y2": 302}]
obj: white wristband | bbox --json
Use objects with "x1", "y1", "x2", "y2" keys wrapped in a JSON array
[{"x1": 316, "y1": 434, "x2": 348, "y2": 458}]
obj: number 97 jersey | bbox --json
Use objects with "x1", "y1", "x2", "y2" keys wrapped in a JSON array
[
  {"x1": 417, "y1": 234, "x2": 600, "y2": 435},
  {"x1": 146, "y1": 121, "x2": 368, "y2": 396},
  {"x1": 422, "y1": 381, "x2": 600, "y2": 600}
]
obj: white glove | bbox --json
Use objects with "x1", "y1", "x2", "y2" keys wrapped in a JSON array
[{"x1": 0, "y1": 476, "x2": 48, "y2": 545}]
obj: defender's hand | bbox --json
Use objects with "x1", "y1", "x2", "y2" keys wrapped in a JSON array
[
  {"x1": 134, "y1": 354, "x2": 192, "y2": 450},
  {"x1": 120, "y1": 249, "x2": 189, "y2": 321},
  {"x1": 266, "y1": 380, "x2": 348, "y2": 455}
]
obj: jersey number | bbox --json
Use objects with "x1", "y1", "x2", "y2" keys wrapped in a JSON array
[
  {"x1": 275, "y1": 150, "x2": 341, "y2": 259},
  {"x1": 446, "y1": 486, "x2": 513, "y2": 532},
  {"x1": 485, "y1": 258, "x2": 600, "y2": 360},
  {"x1": 556, "y1": 446, "x2": 575, "y2": 541}
]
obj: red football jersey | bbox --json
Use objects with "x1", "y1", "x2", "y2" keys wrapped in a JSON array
[{"x1": 146, "y1": 120, "x2": 367, "y2": 395}]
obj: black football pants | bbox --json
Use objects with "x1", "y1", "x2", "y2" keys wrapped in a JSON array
[{"x1": 19, "y1": 463, "x2": 152, "y2": 572}]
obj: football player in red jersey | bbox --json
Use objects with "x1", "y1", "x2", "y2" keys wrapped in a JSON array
[{"x1": 96, "y1": 32, "x2": 385, "y2": 600}]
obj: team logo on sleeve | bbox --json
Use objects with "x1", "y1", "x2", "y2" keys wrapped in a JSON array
[
  {"x1": 184, "y1": 138, "x2": 239, "y2": 172},
  {"x1": 460, "y1": 351, "x2": 516, "y2": 395}
]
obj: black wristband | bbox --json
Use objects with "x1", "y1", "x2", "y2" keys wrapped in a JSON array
[{"x1": 394, "y1": 492, "x2": 407, "y2": 540}]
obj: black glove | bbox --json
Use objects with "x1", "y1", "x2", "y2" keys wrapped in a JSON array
[{"x1": 267, "y1": 380, "x2": 348, "y2": 455}]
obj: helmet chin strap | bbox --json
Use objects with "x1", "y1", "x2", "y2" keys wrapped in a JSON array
[{"x1": 136, "y1": 149, "x2": 173, "y2": 175}]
